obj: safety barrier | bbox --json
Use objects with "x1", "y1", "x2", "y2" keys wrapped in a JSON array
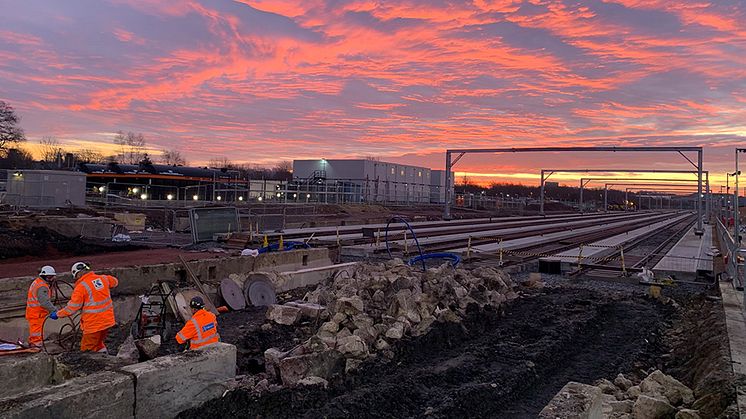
[{"x1": 716, "y1": 218, "x2": 742, "y2": 287}]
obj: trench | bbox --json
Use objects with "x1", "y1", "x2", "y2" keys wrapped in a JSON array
[{"x1": 181, "y1": 285, "x2": 693, "y2": 418}]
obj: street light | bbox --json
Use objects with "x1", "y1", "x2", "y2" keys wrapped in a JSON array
[
  {"x1": 193, "y1": 195, "x2": 199, "y2": 201},
  {"x1": 258, "y1": 196, "x2": 263, "y2": 202},
  {"x1": 133, "y1": 187, "x2": 140, "y2": 194},
  {"x1": 167, "y1": 194, "x2": 174, "y2": 200},
  {"x1": 238, "y1": 196, "x2": 244, "y2": 201},
  {"x1": 98, "y1": 186, "x2": 105, "y2": 193},
  {"x1": 140, "y1": 193, "x2": 147, "y2": 200},
  {"x1": 217, "y1": 196, "x2": 222, "y2": 201}
]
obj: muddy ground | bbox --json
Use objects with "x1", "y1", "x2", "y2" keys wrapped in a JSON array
[{"x1": 180, "y1": 282, "x2": 733, "y2": 419}]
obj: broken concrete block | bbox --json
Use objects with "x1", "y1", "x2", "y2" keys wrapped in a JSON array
[
  {"x1": 345, "y1": 358, "x2": 363, "y2": 373},
  {"x1": 337, "y1": 335, "x2": 369, "y2": 359},
  {"x1": 633, "y1": 394, "x2": 675, "y2": 419},
  {"x1": 1, "y1": 370, "x2": 134, "y2": 419},
  {"x1": 353, "y1": 325, "x2": 379, "y2": 344},
  {"x1": 335, "y1": 296, "x2": 364, "y2": 315},
  {"x1": 0, "y1": 352, "x2": 56, "y2": 399},
  {"x1": 595, "y1": 378, "x2": 618, "y2": 394},
  {"x1": 675, "y1": 409, "x2": 702, "y2": 419},
  {"x1": 385, "y1": 321, "x2": 405, "y2": 340},
  {"x1": 610, "y1": 400, "x2": 634, "y2": 414},
  {"x1": 614, "y1": 373, "x2": 633, "y2": 391},
  {"x1": 640, "y1": 370, "x2": 694, "y2": 406},
  {"x1": 627, "y1": 385, "x2": 641, "y2": 399},
  {"x1": 116, "y1": 335, "x2": 139, "y2": 363},
  {"x1": 539, "y1": 381, "x2": 603, "y2": 419},
  {"x1": 278, "y1": 351, "x2": 344, "y2": 386},
  {"x1": 319, "y1": 320, "x2": 339, "y2": 334},
  {"x1": 264, "y1": 347, "x2": 287, "y2": 380},
  {"x1": 297, "y1": 376, "x2": 329, "y2": 388},
  {"x1": 135, "y1": 335, "x2": 161, "y2": 360},
  {"x1": 374, "y1": 338, "x2": 390, "y2": 351},
  {"x1": 121, "y1": 342, "x2": 237, "y2": 419},
  {"x1": 286, "y1": 301, "x2": 326, "y2": 319},
  {"x1": 266, "y1": 304, "x2": 302, "y2": 325}
]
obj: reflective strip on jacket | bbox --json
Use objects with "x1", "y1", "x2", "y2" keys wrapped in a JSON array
[
  {"x1": 176, "y1": 309, "x2": 220, "y2": 350},
  {"x1": 26, "y1": 278, "x2": 51, "y2": 319},
  {"x1": 57, "y1": 272, "x2": 118, "y2": 333}
]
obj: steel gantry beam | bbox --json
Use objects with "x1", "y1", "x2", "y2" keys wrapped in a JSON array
[
  {"x1": 603, "y1": 182, "x2": 702, "y2": 211},
  {"x1": 625, "y1": 186, "x2": 701, "y2": 210},
  {"x1": 575, "y1": 176, "x2": 705, "y2": 213},
  {"x1": 538, "y1": 169, "x2": 706, "y2": 226},
  {"x1": 444, "y1": 146, "x2": 704, "y2": 232}
]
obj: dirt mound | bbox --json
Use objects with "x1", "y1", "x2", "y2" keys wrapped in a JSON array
[{"x1": 180, "y1": 286, "x2": 674, "y2": 419}]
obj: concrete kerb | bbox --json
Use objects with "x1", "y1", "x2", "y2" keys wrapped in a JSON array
[
  {"x1": 0, "y1": 343, "x2": 238, "y2": 419},
  {"x1": 121, "y1": 342, "x2": 237, "y2": 419},
  {"x1": 0, "y1": 370, "x2": 135, "y2": 419},
  {"x1": 0, "y1": 352, "x2": 57, "y2": 399}
]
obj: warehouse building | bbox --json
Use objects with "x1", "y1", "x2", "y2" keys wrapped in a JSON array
[{"x1": 292, "y1": 159, "x2": 452, "y2": 204}]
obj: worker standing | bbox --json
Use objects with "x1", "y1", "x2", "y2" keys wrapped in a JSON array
[
  {"x1": 25, "y1": 266, "x2": 59, "y2": 347},
  {"x1": 51, "y1": 262, "x2": 118, "y2": 353},
  {"x1": 176, "y1": 296, "x2": 219, "y2": 350}
]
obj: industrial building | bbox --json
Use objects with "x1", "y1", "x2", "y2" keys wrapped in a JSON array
[{"x1": 292, "y1": 159, "x2": 453, "y2": 204}]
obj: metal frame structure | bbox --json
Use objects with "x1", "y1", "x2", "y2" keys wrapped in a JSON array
[
  {"x1": 576, "y1": 177, "x2": 703, "y2": 213},
  {"x1": 445, "y1": 147, "x2": 704, "y2": 232},
  {"x1": 538, "y1": 169, "x2": 706, "y2": 225},
  {"x1": 622, "y1": 185, "x2": 702, "y2": 210},
  {"x1": 604, "y1": 182, "x2": 700, "y2": 211}
]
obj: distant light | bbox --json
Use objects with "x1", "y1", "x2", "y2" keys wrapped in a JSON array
[
  {"x1": 258, "y1": 196, "x2": 263, "y2": 202},
  {"x1": 276, "y1": 192, "x2": 281, "y2": 197},
  {"x1": 193, "y1": 195, "x2": 199, "y2": 201},
  {"x1": 238, "y1": 196, "x2": 244, "y2": 201},
  {"x1": 216, "y1": 196, "x2": 222, "y2": 201},
  {"x1": 166, "y1": 194, "x2": 173, "y2": 200},
  {"x1": 133, "y1": 187, "x2": 140, "y2": 194},
  {"x1": 12, "y1": 171, "x2": 22, "y2": 177},
  {"x1": 293, "y1": 193, "x2": 297, "y2": 198},
  {"x1": 306, "y1": 194, "x2": 311, "y2": 198},
  {"x1": 140, "y1": 193, "x2": 147, "y2": 200},
  {"x1": 98, "y1": 186, "x2": 105, "y2": 192}
]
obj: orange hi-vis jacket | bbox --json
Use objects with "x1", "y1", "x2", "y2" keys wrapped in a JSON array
[
  {"x1": 57, "y1": 272, "x2": 118, "y2": 333},
  {"x1": 176, "y1": 309, "x2": 220, "y2": 350},
  {"x1": 26, "y1": 278, "x2": 53, "y2": 319}
]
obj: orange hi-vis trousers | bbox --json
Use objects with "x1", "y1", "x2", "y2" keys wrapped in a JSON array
[{"x1": 80, "y1": 328, "x2": 110, "y2": 352}]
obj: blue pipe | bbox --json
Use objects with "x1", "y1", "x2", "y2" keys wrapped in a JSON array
[
  {"x1": 257, "y1": 241, "x2": 310, "y2": 254},
  {"x1": 407, "y1": 252, "x2": 461, "y2": 268}
]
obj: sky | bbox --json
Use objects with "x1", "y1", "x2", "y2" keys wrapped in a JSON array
[{"x1": 1, "y1": 0, "x2": 746, "y2": 187}]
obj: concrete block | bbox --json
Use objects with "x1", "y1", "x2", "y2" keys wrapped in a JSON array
[
  {"x1": 121, "y1": 342, "x2": 236, "y2": 418},
  {"x1": 278, "y1": 351, "x2": 344, "y2": 386},
  {"x1": 539, "y1": 381, "x2": 603, "y2": 419},
  {"x1": 0, "y1": 370, "x2": 134, "y2": 419},
  {"x1": 0, "y1": 352, "x2": 56, "y2": 399}
]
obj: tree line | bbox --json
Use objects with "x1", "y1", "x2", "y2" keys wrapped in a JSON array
[{"x1": 0, "y1": 99, "x2": 292, "y2": 179}]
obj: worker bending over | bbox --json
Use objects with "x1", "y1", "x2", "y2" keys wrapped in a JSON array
[
  {"x1": 176, "y1": 296, "x2": 219, "y2": 350},
  {"x1": 25, "y1": 266, "x2": 59, "y2": 347},
  {"x1": 52, "y1": 262, "x2": 118, "y2": 352}
]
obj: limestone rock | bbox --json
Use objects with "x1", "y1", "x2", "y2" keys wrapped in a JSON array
[
  {"x1": 640, "y1": 370, "x2": 694, "y2": 406},
  {"x1": 337, "y1": 335, "x2": 369, "y2": 359},
  {"x1": 336, "y1": 296, "x2": 364, "y2": 315},
  {"x1": 610, "y1": 400, "x2": 634, "y2": 414},
  {"x1": 116, "y1": 335, "x2": 139, "y2": 362},
  {"x1": 633, "y1": 394, "x2": 676, "y2": 419},
  {"x1": 297, "y1": 376, "x2": 329, "y2": 388},
  {"x1": 319, "y1": 321, "x2": 339, "y2": 334},
  {"x1": 266, "y1": 304, "x2": 302, "y2": 325},
  {"x1": 264, "y1": 347, "x2": 288, "y2": 381},
  {"x1": 614, "y1": 373, "x2": 633, "y2": 391},
  {"x1": 278, "y1": 351, "x2": 344, "y2": 386},
  {"x1": 345, "y1": 358, "x2": 363, "y2": 373},
  {"x1": 435, "y1": 308, "x2": 461, "y2": 323},
  {"x1": 385, "y1": 322, "x2": 406, "y2": 340},
  {"x1": 675, "y1": 409, "x2": 701, "y2": 419},
  {"x1": 596, "y1": 378, "x2": 618, "y2": 394},
  {"x1": 628, "y1": 385, "x2": 642, "y2": 399},
  {"x1": 134, "y1": 335, "x2": 161, "y2": 360},
  {"x1": 374, "y1": 338, "x2": 390, "y2": 351},
  {"x1": 285, "y1": 301, "x2": 326, "y2": 319}
]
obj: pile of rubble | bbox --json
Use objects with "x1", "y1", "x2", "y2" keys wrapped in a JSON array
[
  {"x1": 261, "y1": 260, "x2": 516, "y2": 387},
  {"x1": 543, "y1": 369, "x2": 702, "y2": 419}
]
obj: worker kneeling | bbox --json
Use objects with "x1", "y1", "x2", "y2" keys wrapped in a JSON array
[
  {"x1": 52, "y1": 262, "x2": 118, "y2": 352},
  {"x1": 176, "y1": 296, "x2": 220, "y2": 350},
  {"x1": 26, "y1": 266, "x2": 59, "y2": 347}
]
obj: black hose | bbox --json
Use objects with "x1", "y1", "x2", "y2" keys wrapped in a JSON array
[{"x1": 384, "y1": 216, "x2": 426, "y2": 271}]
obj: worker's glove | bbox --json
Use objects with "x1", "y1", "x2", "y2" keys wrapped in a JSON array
[{"x1": 49, "y1": 311, "x2": 58, "y2": 320}]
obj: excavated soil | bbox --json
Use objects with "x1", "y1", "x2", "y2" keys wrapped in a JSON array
[{"x1": 181, "y1": 285, "x2": 682, "y2": 418}]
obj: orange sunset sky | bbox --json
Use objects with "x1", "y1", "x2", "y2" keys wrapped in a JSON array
[{"x1": 2, "y1": 0, "x2": 746, "y2": 187}]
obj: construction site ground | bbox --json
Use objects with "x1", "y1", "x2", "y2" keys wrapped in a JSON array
[{"x1": 181, "y1": 277, "x2": 736, "y2": 419}]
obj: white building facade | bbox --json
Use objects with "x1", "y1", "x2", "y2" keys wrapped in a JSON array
[{"x1": 292, "y1": 159, "x2": 453, "y2": 204}]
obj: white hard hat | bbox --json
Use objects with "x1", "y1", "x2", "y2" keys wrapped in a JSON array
[
  {"x1": 71, "y1": 261, "x2": 90, "y2": 277},
  {"x1": 39, "y1": 266, "x2": 56, "y2": 277}
]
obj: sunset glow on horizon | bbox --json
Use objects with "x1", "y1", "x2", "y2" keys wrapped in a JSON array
[{"x1": 2, "y1": 0, "x2": 746, "y2": 187}]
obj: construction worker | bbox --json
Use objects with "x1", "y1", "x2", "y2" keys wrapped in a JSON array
[
  {"x1": 25, "y1": 266, "x2": 59, "y2": 347},
  {"x1": 176, "y1": 296, "x2": 219, "y2": 350},
  {"x1": 51, "y1": 262, "x2": 118, "y2": 352}
]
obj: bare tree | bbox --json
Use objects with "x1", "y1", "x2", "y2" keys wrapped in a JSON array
[
  {"x1": 160, "y1": 149, "x2": 186, "y2": 166},
  {"x1": 75, "y1": 148, "x2": 106, "y2": 164},
  {"x1": 0, "y1": 100, "x2": 26, "y2": 156},
  {"x1": 208, "y1": 156, "x2": 233, "y2": 168},
  {"x1": 38, "y1": 136, "x2": 64, "y2": 162},
  {"x1": 113, "y1": 130, "x2": 146, "y2": 164}
]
